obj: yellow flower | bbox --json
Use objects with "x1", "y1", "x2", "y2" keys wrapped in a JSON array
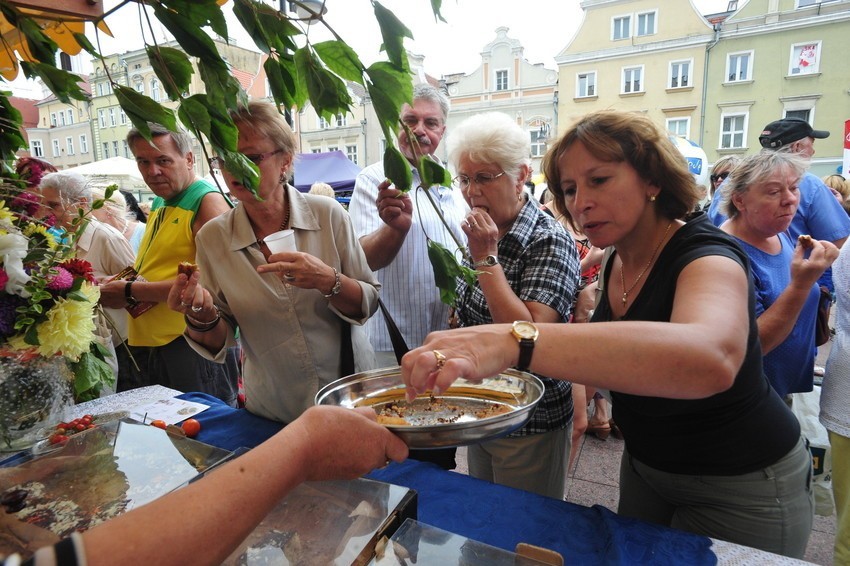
[
  {"x1": 22, "y1": 223, "x2": 57, "y2": 249},
  {"x1": 33, "y1": 282, "x2": 99, "y2": 361}
]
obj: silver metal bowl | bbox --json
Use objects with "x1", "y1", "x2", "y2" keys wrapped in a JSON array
[{"x1": 315, "y1": 367, "x2": 544, "y2": 449}]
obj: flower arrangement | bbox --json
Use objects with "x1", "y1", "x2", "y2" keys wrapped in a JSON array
[{"x1": 0, "y1": 175, "x2": 114, "y2": 445}]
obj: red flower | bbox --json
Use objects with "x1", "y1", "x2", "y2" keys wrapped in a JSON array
[{"x1": 60, "y1": 259, "x2": 96, "y2": 284}]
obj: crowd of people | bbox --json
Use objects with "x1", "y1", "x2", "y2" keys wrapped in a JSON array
[{"x1": 9, "y1": 92, "x2": 850, "y2": 564}]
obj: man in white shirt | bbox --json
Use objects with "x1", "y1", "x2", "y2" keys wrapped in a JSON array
[{"x1": 350, "y1": 84, "x2": 467, "y2": 469}]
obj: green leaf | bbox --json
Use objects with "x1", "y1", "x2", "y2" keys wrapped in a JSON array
[
  {"x1": 419, "y1": 155, "x2": 451, "y2": 188},
  {"x1": 160, "y1": 0, "x2": 229, "y2": 40},
  {"x1": 147, "y1": 46, "x2": 194, "y2": 101},
  {"x1": 294, "y1": 47, "x2": 352, "y2": 120},
  {"x1": 20, "y1": 62, "x2": 88, "y2": 104},
  {"x1": 178, "y1": 95, "x2": 212, "y2": 140},
  {"x1": 19, "y1": 18, "x2": 57, "y2": 64},
  {"x1": 71, "y1": 350, "x2": 115, "y2": 402},
  {"x1": 365, "y1": 62, "x2": 411, "y2": 143},
  {"x1": 233, "y1": 0, "x2": 299, "y2": 55},
  {"x1": 313, "y1": 40, "x2": 365, "y2": 84},
  {"x1": 72, "y1": 32, "x2": 99, "y2": 58},
  {"x1": 198, "y1": 58, "x2": 245, "y2": 111},
  {"x1": 372, "y1": 1, "x2": 413, "y2": 70},
  {"x1": 430, "y1": 0, "x2": 447, "y2": 23},
  {"x1": 264, "y1": 58, "x2": 297, "y2": 111},
  {"x1": 217, "y1": 149, "x2": 261, "y2": 198},
  {"x1": 383, "y1": 146, "x2": 412, "y2": 193},
  {"x1": 427, "y1": 240, "x2": 475, "y2": 306},
  {"x1": 113, "y1": 84, "x2": 177, "y2": 139},
  {"x1": 0, "y1": 93, "x2": 27, "y2": 156}
]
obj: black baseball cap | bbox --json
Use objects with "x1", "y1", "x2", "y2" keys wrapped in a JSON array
[{"x1": 759, "y1": 118, "x2": 830, "y2": 149}]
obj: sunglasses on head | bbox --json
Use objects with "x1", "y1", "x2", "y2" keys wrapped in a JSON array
[{"x1": 710, "y1": 172, "x2": 730, "y2": 183}]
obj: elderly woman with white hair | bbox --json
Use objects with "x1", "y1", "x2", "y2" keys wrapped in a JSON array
[
  {"x1": 90, "y1": 185, "x2": 146, "y2": 253},
  {"x1": 39, "y1": 171, "x2": 136, "y2": 382},
  {"x1": 446, "y1": 112, "x2": 581, "y2": 498}
]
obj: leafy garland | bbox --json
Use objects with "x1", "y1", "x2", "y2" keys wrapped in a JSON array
[{"x1": 0, "y1": 0, "x2": 472, "y2": 305}]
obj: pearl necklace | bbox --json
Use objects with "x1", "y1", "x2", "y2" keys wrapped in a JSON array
[{"x1": 619, "y1": 221, "x2": 673, "y2": 308}]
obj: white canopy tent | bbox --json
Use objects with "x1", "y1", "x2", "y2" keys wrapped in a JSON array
[{"x1": 65, "y1": 157, "x2": 152, "y2": 202}]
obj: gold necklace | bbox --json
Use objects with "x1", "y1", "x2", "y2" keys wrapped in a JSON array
[
  {"x1": 257, "y1": 186, "x2": 291, "y2": 247},
  {"x1": 619, "y1": 221, "x2": 673, "y2": 308}
]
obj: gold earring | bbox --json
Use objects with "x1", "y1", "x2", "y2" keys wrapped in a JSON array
[{"x1": 649, "y1": 194, "x2": 657, "y2": 202}]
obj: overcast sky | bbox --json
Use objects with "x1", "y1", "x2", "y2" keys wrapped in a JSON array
[{"x1": 10, "y1": 0, "x2": 733, "y2": 96}]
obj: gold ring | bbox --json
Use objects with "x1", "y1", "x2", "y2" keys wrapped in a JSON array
[{"x1": 433, "y1": 349, "x2": 447, "y2": 370}]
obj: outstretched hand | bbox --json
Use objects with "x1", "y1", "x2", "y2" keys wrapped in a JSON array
[
  {"x1": 400, "y1": 325, "x2": 518, "y2": 401},
  {"x1": 288, "y1": 406, "x2": 409, "y2": 481}
]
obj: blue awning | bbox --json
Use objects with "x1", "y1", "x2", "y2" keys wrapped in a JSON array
[{"x1": 292, "y1": 150, "x2": 362, "y2": 193}]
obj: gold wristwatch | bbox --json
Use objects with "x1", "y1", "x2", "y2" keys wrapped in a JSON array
[{"x1": 511, "y1": 320, "x2": 539, "y2": 372}]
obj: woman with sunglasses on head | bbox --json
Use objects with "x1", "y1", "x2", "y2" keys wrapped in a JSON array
[
  {"x1": 401, "y1": 111, "x2": 814, "y2": 558},
  {"x1": 166, "y1": 101, "x2": 379, "y2": 425},
  {"x1": 708, "y1": 155, "x2": 741, "y2": 200},
  {"x1": 446, "y1": 112, "x2": 581, "y2": 499}
]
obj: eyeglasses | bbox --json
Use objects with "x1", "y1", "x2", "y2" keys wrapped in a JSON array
[
  {"x1": 452, "y1": 171, "x2": 506, "y2": 190},
  {"x1": 210, "y1": 149, "x2": 284, "y2": 170},
  {"x1": 710, "y1": 171, "x2": 730, "y2": 183}
]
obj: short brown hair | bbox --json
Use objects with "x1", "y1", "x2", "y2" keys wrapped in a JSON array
[
  {"x1": 229, "y1": 101, "x2": 297, "y2": 158},
  {"x1": 542, "y1": 110, "x2": 700, "y2": 230}
]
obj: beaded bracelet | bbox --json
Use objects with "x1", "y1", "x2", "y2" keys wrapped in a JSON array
[
  {"x1": 323, "y1": 267, "x2": 342, "y2": 298},
  {"x1": 185, "y1": 305, "x2": 221, "y2": 333}
]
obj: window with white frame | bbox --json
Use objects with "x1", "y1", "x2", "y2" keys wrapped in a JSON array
[
  {"x1": 346, "y1": 144, "x2": 358, "y2": 165},
  {"x1": 123, "y1": 140, "x2": 130, "y2": 158},
  {"x1": 636, "y1": 11, "x2": 656, "y2": 36},
  {"x1": 789, "y1": 42, "x2": 821, "y2": 75},
  {"x1": 135, "y1": 81, "x2": 144, "y2": 95},
  {"x1": 66, "y1": 137, "x2": 74, "y2": 155},
  {"x1": 336, "y1": 114, "x2": 347, "y2": 127},
  {"x1": 612, "y1": 15, "x2": 631, "y2": 40},
  {"x1": 30, "y1": 139, "x2": 43, "y2": 157},
  {"x1": 79, "y1": 134, "x2": 88, "y2": 154},
  {"x1": 622, "y1": 66, "x2": 643, "y2": 94},
  {"x1": 495, "y1": 70, "x2": 509, "y2": 91},
  {"x1": 785, "y1": 109, "x2": 811, "y2": 122},
  {"x1": 119, "y1": 108, "x2": 127, "y2": 125},
  {"x1": 102, "y1": 142, "x2": 110, "y2": 159},
  {"x1": 797, "y1": 0, "x2": 838, "y2": 6},
  {"x1": 720, "y1": 114, "x2": 747, "y2": 149},
  {"x1": 66, "y1": 109, "x2": 74, "y2": 125},
  {"x1": 151, "y1": 79, "x2": 161, "y2": 102},
  {"x1": 669, "y1": 60, "x2": 691, "y2": 89},
  {"x1": 58, "y1": 112, "x2": 65, "y2": 127},
  {"x1": 666, "y1": 118, "x2": 690, "y2": 138},
  {"x1": 96, "y1": 82, "x2": 105, "y2": 97},
  {"x1": 319, "y1": 116, "x2": 329, "y2": 129},
  {"x1": 328, "y1": 146, "x2": 338, "y2": 153},
  {"x1": 530, "y1": 129, "x2": 547, "y2": 158},
  {"x1": 311, "y1": 148, "x2": 322, "y2": 153},
  {"x1": 726, "y1": 51, "x2": 752, "y2": 82},
  {"x1": 98, "y1": 109, "x2": 107, "y2": 128},
  {"x1": 576, "y1": 72, "x2": 596, "y2": 97},
  {"x1": 52, "y1": 139, "x2": 60, "y2": 157},
  {"x1": 109, "y1": 107, "x2": 116, "y2": 127},
  {"x1": 113, "y1": 141, "x2": 119, "y2": 157},
  {"x1": 50, "y1": 113, "x2": 57, "y2": 127}
]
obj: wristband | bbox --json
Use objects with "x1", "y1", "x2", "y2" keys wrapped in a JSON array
[
  {"x1": 323, "y1": 268, "x2": 342, "y2": 298},
  {"x1": 125, "y1": 281, "x2": 138, "y2": 306}
]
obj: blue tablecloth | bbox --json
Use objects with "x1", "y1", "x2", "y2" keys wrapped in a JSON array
[{"x1": 182, "y1": 392, "x2": 716, "y2": 565}]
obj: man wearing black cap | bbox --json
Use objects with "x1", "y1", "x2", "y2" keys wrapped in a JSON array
[{"x1": 708, "y1": 117, "x2": 850, "y2": 291}]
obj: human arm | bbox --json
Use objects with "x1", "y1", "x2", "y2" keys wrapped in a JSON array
[
  {"x1": 98, "y1": 278, "x2": 174, "y2": 309},
  {"x1": 356, "y1": 181, "x2": 413, "y2": 270},
  {"x1": 80, "y1": 405, "x2": 408, "y2": 566},
  {"x1": 192, "y1": 191, "x2": 232, "y2": 236},
  {"x1": 256, "y1": 252, "x2": 363, "y2": 318},
  {"x1": 166, "y1": 270, "x2": 231, "y2": 354},
  {"x1": 402, "y1": 254, "x2": 749, "y2": 400},
  {"x1": 756, "y1": 238, "x2": 838, "y2": 353}
]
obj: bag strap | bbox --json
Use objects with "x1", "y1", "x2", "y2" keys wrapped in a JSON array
[
  {"x1": 340, "y1": 320, "x2": 355, "y2": 377},
  {"x1": 378, "y1": 298, "x2": 410, "y2": 364},
  {"x1": 594, "y1": 246, "x2": 616, "y2": 311}
]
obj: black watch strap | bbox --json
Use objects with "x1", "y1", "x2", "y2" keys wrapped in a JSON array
[
  {"x1": 516, "y1": 338, "x2": 534, "y2": 372},
  {"x1": 125, "y1": 281, "x2": 138, "y2": 306}
]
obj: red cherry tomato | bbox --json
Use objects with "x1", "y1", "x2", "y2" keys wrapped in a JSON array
[
  {"x1": 49, "y1": 434, "x2": 69, "y2": 445},
  {"x1": 150, "y1": 420, "x2": 167, "y2": 430},
  {"x1": 181, "y1": 418, "x2": 201, "y2": 438},
  {"x1": 75, "y1": 423, "x2": 87, "y2": 432}
]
